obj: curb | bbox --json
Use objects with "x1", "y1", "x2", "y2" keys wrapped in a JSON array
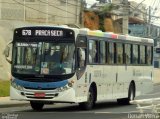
[
  {"x1": 0, "y1": 102, "x2": 30, "y2": 108},
  {"x1": 154, "y1": 83, "x2": 160, "y2": 86}
]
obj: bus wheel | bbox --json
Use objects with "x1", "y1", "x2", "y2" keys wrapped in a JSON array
[
  {"x1": 79, "y1": 87, "x2": 95, "y2": 110},
  {"x1": 117, "y1": 83, "x2": 135, "y2": 105},
  {"x1": 30, "y1": 101, "x2": 44, "y2": 111},
  {"x1": 128, "y1": 83, "x2": 135, "y2": 103}
]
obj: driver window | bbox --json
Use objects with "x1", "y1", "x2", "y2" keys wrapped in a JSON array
[
  {"x1": 78, "y1": 48, "x2": 86, "y2": 68},
  {"x1": 76, "y1": 35, "x2": 87, "y2": 68}
]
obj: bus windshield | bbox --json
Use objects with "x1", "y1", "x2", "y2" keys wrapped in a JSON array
[{"x1": 12, "y1": 41, "x2": 75, "y2": 76}]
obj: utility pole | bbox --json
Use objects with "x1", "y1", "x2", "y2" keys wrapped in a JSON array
[
  {"x1": 122, "y1": 0, "x2": 129, "y2": 34},
  {"x1": 80, "y1": 0, "x2": 85, "y2": 27},
  {"x1": 148, "y1": 6, "x2": 151, "y2": 37},
  {"x1": 24, "y1": 0, "x2": 26, "y2": 21},
  {"x1": 75, "y1": 0, "x2": 79, "y2": 25}
]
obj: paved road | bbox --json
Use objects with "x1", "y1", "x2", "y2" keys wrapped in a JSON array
[{"x1": 0, "y1": 85, "x2": 160, "y2": 119}]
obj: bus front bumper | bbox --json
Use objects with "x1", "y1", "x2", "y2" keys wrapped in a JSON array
[{"x1": 10, "y1": 86, "x2": 76, "y2": 103}]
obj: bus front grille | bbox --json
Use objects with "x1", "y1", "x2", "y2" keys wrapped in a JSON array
[
  {"x1": 24, "y1": 87, "x2": 56, "y2": 90},
  {"x1": 21, "y1": 92, "x2": 59, "y2": 99}
]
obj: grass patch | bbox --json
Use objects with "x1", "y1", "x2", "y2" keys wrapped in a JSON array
[{"x1": 0, "y1": 80, "x2": 10, "y2": 97}]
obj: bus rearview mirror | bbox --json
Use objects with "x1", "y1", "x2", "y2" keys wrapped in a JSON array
[{"x1": 3, "y1": 46, "x2": 10, "y2": 58}]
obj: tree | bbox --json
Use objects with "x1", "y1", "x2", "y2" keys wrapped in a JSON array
[{"x1": 96, "y1": 0, "x2": 111, "y2": 3}]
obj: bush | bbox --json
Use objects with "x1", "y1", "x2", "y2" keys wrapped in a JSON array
[{"x1": 0, "y1": 80, "x2": 10, "y2": 97}]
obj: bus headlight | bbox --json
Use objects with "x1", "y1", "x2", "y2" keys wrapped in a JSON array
[
  {"x1": 56, "y1": 84, "x2": 70, "y2": 92},
  {"x1": 11, "y1": 82, "x2": 24, "y2": 91},
  {"x1": 68, "y1": 80, "x2": 74, "y2": 87}
]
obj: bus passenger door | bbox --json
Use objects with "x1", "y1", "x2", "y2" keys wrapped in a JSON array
[{"x1": 75, "y1": 35, "x2": 88, "y2": 99}]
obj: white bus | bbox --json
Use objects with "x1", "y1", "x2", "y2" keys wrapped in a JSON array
[{"x1": 4, "y1": 25, "x2": 153, "y2": 110}]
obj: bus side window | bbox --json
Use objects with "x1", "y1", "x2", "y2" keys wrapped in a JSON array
[
  {"x1": 108, "y1": 42, "x2": 114, "y2": 64},
  {"x1": 89, "y1": 40, "x2": 98, "y2": 63},
  {"x1": 140, "y1": 45, "x2": 145, "y2": 64},
  {"x1": 76, "y1": 35, "x2": 87, "y2": 68},
  {"x1": 146, "y1": 46, "x2": 152, "y2": 65},
  {"x1": 132, "y1": 44, "x2": 138, "y2": 64},
  {"x1": 117, "y1": 43, "x2": 123, "y2": 64},
  {"x1": 124, "y1": 44, "x2": 131, "y2": 64},
  {"x1": 78, "y1": 48, "x2": 86, "y2": 68},
  {"x1": 100, "y1": 41, "x2": 106, "y2": 64},
  {"x1": 114, "y1": 43, "x2": 117, "y2": 64},
  {"x1": 105, "y1": 42, "x2": 109, "y2": 64}
]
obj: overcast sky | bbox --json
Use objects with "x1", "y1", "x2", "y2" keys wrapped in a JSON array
[{"x1": 86, "y1": 0, "x2": 96, "y2": 4}]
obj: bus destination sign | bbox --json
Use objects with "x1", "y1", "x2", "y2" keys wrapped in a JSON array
[{"x1": 22, "y1": 30, "x2": 64, "y2": 37}]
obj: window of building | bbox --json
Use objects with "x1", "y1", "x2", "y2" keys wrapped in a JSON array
[{"x1": 154, "y1": 61, "x2": 159, "y2": 68}]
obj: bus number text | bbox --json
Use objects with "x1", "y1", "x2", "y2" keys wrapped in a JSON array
[{"x1": 22, "y1": 30, "x2": 32, "y2": 36}]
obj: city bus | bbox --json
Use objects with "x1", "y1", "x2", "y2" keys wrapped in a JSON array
[{"x1": 4, "y1": 25, "x2": 154, "y2": 110}]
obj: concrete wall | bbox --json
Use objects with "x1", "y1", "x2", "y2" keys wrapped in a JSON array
[
  {"x1": 0, "y1": 0, "x2": 81, "y2": 25},
  {"x1": 0, "y1": 20, "x2": 33, "y2": 80},
  {"x1": 0, "y1": 25, "x2": 12, "y2": 80}
]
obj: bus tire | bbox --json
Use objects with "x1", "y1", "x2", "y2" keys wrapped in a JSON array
[
  {"x1": 30, "y1": 101, "x2": 44, "y2": 111},
  {"x1": 79, "y1": 87, "x2": 95, "y2": 110},
  {"x1": 117, "y1": 83, "x2": 135, "y2": 105}
]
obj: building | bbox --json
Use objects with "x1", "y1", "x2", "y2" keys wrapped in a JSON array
[{"x1": 0, "y1": 0, "x2": 81, "y2": 25}]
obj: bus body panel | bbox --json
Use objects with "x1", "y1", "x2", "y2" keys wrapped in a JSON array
[{"x1": 8, "y1": 26, "x2": 154, "y2": 107}]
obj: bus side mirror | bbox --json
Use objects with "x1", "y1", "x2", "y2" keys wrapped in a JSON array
[
  {"x1": 4, "y1": 46, "x2": 10, "y2": 58},
  {"x1": 3, "y1": 41, "x2": 12, "y2": 64}
]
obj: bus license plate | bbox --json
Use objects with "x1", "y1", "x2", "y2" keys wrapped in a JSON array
[{"x1": 34, "y1": 92, "x2": 45, "y2": 97}]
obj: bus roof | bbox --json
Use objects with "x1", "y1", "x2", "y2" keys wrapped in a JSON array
[
  {"x1": 79, "y1": 28, "x2": 153, "y2": 44},
  {"x1": 14, "y1": 25, "x2": 153, "y2": 44}
]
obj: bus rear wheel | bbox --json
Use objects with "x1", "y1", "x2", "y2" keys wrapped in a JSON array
[
  {"x1": 79, "y1": 87, "x2": 95, "y2": 110},
  {"x1": 117, "y1": 83, "x2": 135, "y2": 105},
  {"x1": 30, "y1": 101, "x2": 44, "y2": 111}
]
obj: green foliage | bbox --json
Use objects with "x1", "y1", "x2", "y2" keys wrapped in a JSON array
[
  {"x1": 97, "y1": 3, "x2": 118, "y2": 31},
  {"x1": 0, "y1": 80, "x2": 10, "y2": 97},
  {"x1": 102, "y1": 4, "x2": 113, "y2": 12},
  {"x1": 99, "y1": 3, "x2": 119, "y2": 15}
]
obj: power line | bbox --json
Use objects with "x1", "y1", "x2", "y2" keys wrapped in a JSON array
[
  {"x1": 37, "y1": 0, "x2": 79, "y2": 16},
  {"x1": 42, "y1": 0, "x2": 83, "y2": 8},
  {"x1": 60, "y1": 0, "x2": 81, "y2": 7},
  {"x1": 0, "y1": 1, "x2": 82, "y2": 16},
  {"x1": 134, "y1": 0, "x2": 146, "y2": 9},
  {"x1": 12, "y1": 0, "x2": 76, "y2": 19},
  {"x1": 151, "y1": 0, "x2": 158, "y2": 15},
  {"x1": 129, "y1": 4, "x2": 160, "y2": 19}
]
